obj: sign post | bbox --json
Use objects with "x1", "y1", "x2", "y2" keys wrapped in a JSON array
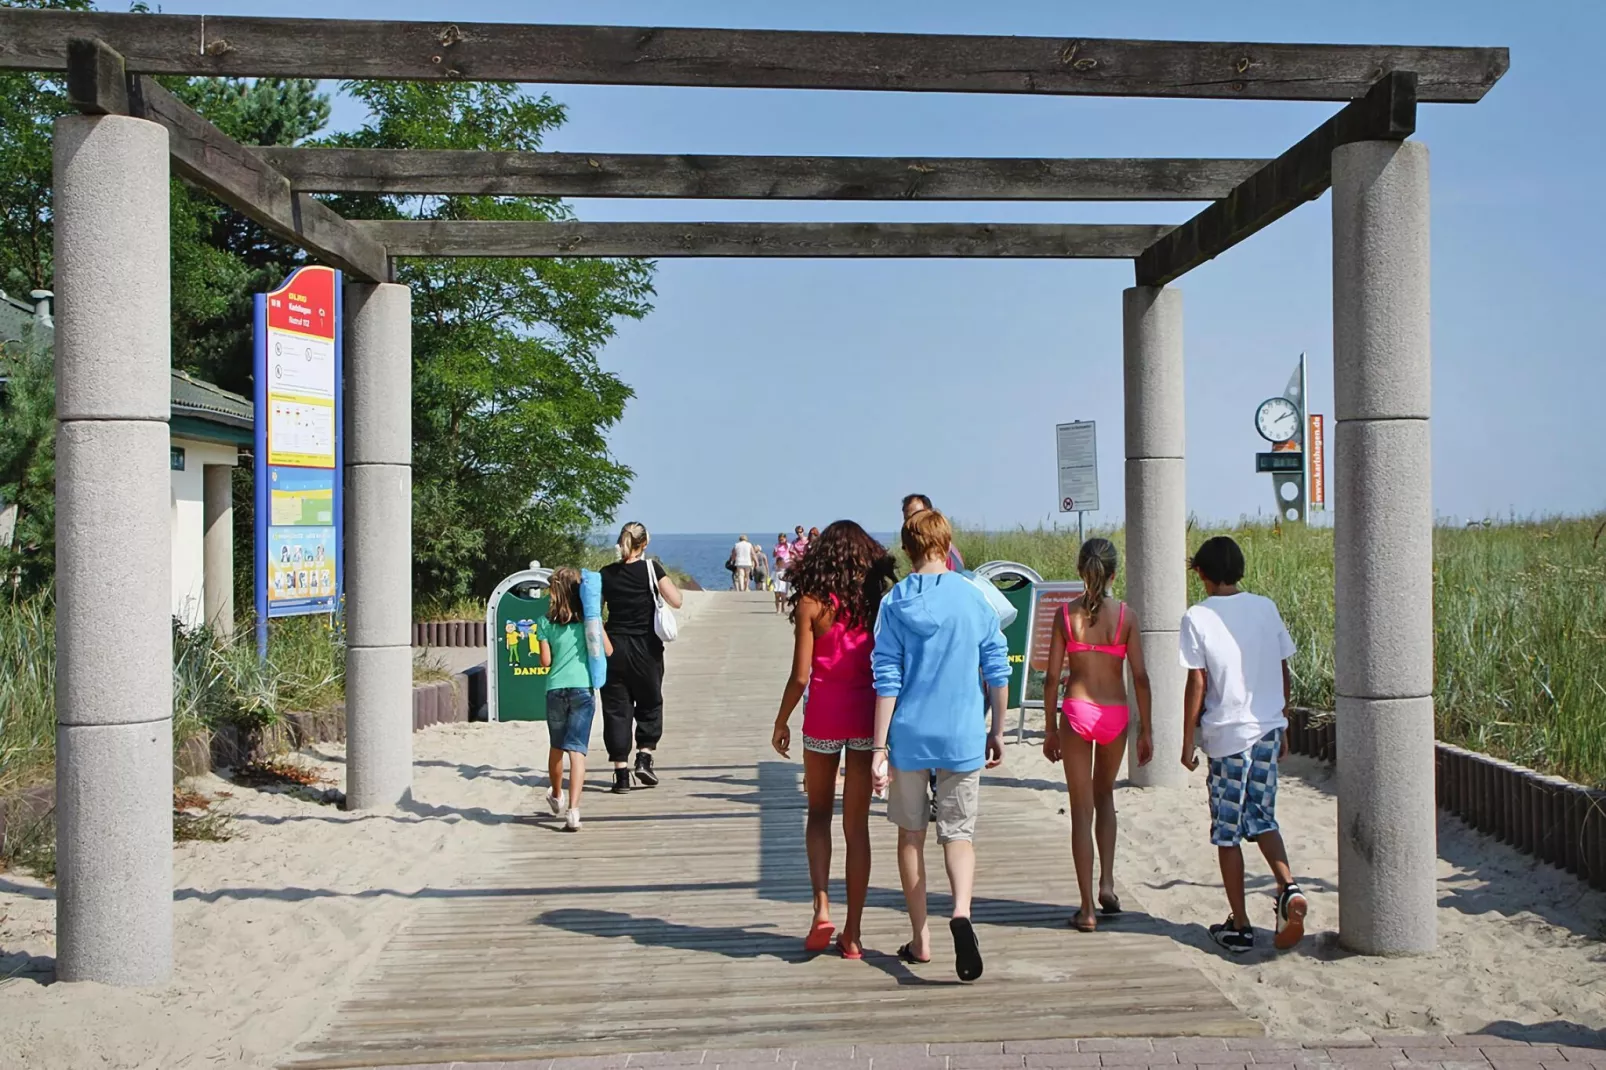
[
  {"x1": 1055, "y1": 420, "x2": 1099, "y2": 542},
  {"x1": 254, "y1": 265, "x2": 343, "y2": 657}
]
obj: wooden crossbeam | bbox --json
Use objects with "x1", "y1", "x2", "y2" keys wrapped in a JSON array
[
  {"x1": 353, "y1": 221, "x2": 1172, "y2": 259},
  {"x1": 255, "y1": 149, "x2": 1266, "y2": 201},
  {"x1": 1134, "y1": 71, "x2": 1418, "y2": 287},
  {"x1": 5, "y1": 11, "x2": 1509, "y2": 102},
  {"x1": 62, "y1": 38, "x2": 388, "y2": 283}
]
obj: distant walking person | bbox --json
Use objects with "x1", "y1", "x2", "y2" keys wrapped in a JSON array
[
  {"x1": 1179, "y1": 535, "x2": 1308, "y2": 953},
  {"x1": 600, "y1": 522, "x2": 684, "y2": 793},
  {"x1": 900, "y1": 494, "x2": 965, "y2": 572},
  {"x1": 771, "y1": 533, "x2": 792, "y2": 614},
  {"x1": 772, "y1": 521, "x2": 897, "y2": 959},
  {"x1": 1041, "y1": 538, "x2": 1153, "y2": 930},
  {"x1": 871, "y1": 509, "x2": 1010, "y2": 982},
  {"x1": 540, "y1": 567, "x2": 611, "y2": 831},
  {"x1": 792, "y1": 525, "x2": 809, "y2": 559},
  {"x1": 729, "y1": 534, "x2": 755, "y2": 592}
]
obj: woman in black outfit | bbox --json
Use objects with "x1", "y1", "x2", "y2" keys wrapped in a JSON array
[{"x1": 600, "y1": 522, "x2": 685, "y2": 793}]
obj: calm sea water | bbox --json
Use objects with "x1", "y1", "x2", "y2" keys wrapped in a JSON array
[{"x1": 631, "y1": 532, "x2": 895, "y2": 591}]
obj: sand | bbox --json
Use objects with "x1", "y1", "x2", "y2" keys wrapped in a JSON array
[{"x1": 3, "y1": 589, "x2": 1603, "y2": 1067}]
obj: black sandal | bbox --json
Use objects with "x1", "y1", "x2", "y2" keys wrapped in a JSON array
[
  {"x1": 1099, "y1": 893, "x2": 1123, "y2": 916},
  {"x1": 950, "y1": 917, "x2": 983, "y2": 982},
  {"x1": 896, "y1": 942, "x2": 931, "y2": 965}
]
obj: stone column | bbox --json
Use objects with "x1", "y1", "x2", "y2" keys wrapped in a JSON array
[
  {"x1": 1122, "y1": 286, "x2": 1188, "y2": 788},
  {"x1": 1332, "y1": 139, "x2": 1436, "y2": 954},
  {"x1": 202, "y1": 464, "x2": 235, "y2": 640},
  {"x1": 53, "y1": 114, "x2": 173, "y2": 985},
  {"x1": 344, "y1": 283, "x2": 413, "y2": 810}
]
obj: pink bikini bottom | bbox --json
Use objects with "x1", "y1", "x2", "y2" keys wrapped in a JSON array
[{"x1": 1063, "y1": 699, "x2": 1130, "y2": 746}]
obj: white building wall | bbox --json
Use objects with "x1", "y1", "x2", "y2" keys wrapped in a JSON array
[{"x1": 169, "y1": 436, "x2": 238, "y2": 630}]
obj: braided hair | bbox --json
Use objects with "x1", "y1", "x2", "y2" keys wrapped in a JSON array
[{"x1": 1077, "y1": 537, "x2": 1119, "y2": 625}]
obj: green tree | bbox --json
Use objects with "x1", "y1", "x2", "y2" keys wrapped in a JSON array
[
  {"x1": 0, "y1": 0, "x2": 93, "y2": 299},
  {"x1": 328, "y1": 82, "x2": 655, "y2": 600},
  {"x1": 0, "y1": 331, "x2": 56, "y2": 594}
]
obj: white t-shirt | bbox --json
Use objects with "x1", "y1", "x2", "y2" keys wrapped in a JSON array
[
  {"x1": 731, "y1": 540, "x2": 753, "y2": 568},
  {"x1": 1178, "y1": 592, "x2": 1296, "y2": 759}
]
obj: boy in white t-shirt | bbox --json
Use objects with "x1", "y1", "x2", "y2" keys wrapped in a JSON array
[{"x1": 1178, "y1": 536, "x2": 1308, "y2": 954}]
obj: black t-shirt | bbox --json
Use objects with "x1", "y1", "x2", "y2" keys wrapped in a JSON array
[{"x1": 601, "y1": 559, "x2": 656, "y2": 637}]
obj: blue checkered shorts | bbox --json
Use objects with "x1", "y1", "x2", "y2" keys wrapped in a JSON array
[{"x1": 1207, "y1": 729, "x2": 1282, "y2": 847}]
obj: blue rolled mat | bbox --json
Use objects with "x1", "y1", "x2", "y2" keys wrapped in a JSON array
[{"x1": 580, "y1": 568, "x2": 608, "y2": 689}]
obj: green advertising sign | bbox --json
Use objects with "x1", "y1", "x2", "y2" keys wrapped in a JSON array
[{"x1": 492, "y1": 582, "x2": 551, "y2": 722}]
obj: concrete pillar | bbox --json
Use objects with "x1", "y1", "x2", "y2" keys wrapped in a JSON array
[
  {"x1": 344, "y1": 282, "x2": 413, "y2": 809},
  {"x1": 1332, "y1": 139, "x2": 1436, "y2": 954},
  {"x1": 202, "y1": 464, "x2": 235, "y2": 640},
  {"x1": 1122, "y1": 286, "x2": 1188, "y2": 788},
  {"x1": 52, "y1": 114, "x2": 173, "y2": 985}
]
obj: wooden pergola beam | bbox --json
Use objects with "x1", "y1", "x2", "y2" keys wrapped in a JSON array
[
  {"x1": 353, "y1": 221, "x2": 1173, "y2": 259},
  {"x1": 5, "y1": 11, "x2": 1509, "y2": 103},
  {"x1": 62, "y1": 38, "x2": 388, "y2": 283},
  {"x1": 1134, "y1": 71, "x2": 1418, "y2": 287},
  {"x1": 255, "y1": 149, "x2": 1266, "y2": 201}
]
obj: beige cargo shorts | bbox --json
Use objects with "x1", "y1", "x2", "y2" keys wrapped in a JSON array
[{"x1": 886, "y1": 767, "x2": 981, "y2": 844}]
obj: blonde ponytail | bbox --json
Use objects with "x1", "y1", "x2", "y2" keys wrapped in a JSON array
[{"x1": 617, "y1": 522, "x2": 649, "y2": 561}]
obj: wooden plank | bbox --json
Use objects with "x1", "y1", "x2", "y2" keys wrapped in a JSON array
[
  {"x1": 285, "y1": 597, "x2": 1255, "y2": 1069},
  {"x1": 60, "y1": 39, "x2": 387, "y2": 282},
  {"x1": 64, "y1": 36, "x2": 127, "y2": 115},
  {"x1": 355, "y1": 221, "x2": 1171, "y2": 259},
  {"x1": 255, "y1": 149, "x2": 1267, "y2": 201},
  {"x1": 1134, "y1": 70, "x2": 1417, "y2": 287},
  {"x1": 2, "y1": 10, "x2": 1508, "y2": 102}
]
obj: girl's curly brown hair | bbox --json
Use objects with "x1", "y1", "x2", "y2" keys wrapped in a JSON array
[{"x1": 785, "y1": 520, "x2": 898, "y2": 630}]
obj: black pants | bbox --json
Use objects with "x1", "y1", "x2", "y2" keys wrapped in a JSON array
[{"x1": 601, "y1": 631, "x2": 665, "y2": 763}]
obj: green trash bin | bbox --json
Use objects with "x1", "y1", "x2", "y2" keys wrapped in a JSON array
[
  {"x1": 973, "y1": 561, "x2": 1044, "y2": 710},
  {"x1": 486, "y1": 567, "x2": 553, "y2": 722}
]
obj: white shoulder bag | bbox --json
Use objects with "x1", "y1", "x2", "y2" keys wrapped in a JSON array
[{"x1": 647, "y1": 559, "x2": 678, "y2": 643}]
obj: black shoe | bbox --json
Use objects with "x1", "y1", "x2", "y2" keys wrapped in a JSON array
[
  {"x1": 610, "y1": 768, "x2": 631, "y2": 794},
  {"x1": 634, "y1": 751, "x2": 659, "y2": 788},
  {"x1": 1209, "y1": 915, "x2": 1255, "y2": 954}
]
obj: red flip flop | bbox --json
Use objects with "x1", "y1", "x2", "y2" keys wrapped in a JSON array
[
  {"x1": 804, "y1": 920, "x2": 836, "y2": 953},
  {"x1": 836, "y1": 935, "x2": 863, "y2": 960}
]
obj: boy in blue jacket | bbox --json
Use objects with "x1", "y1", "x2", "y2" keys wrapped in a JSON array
[{"x1": 871, "y1": 509, "x2": 1011, "y2": 982}]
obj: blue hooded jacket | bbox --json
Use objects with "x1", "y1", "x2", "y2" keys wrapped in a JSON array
[{"x1": 872, "y1": 570, "x2": 1012, "y2": 772}]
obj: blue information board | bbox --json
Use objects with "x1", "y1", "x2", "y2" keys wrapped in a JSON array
[{"x1": 254, "y1": 266, "x2": 343, "y2": 655}]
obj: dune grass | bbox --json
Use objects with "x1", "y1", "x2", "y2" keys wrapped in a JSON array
[{"x1": 956, "y1": 516, "x2": 1606, "y2": 789}]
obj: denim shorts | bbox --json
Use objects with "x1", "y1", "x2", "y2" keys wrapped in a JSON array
[{"x1": 546, "y1": 687, "x2": 595, "y2": 754}]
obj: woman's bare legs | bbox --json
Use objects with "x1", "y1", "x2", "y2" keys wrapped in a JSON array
[
  {"x1": 1092, "y1": 738, "x2": 1125, "y2": 907},
  {"x1": 1060, "y1": 725, "x2": 1098, "y2": 927},
  {"x1": 839, "y1": 749, "x2": 873, "y2": 955},
  {"x1": 802, "y1": 748, "x2": 841, "y2": 927}
]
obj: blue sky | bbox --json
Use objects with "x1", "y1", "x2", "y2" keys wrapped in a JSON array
[{"x1": 157, "y1": 1, "x2": 1605, "y2": 533}]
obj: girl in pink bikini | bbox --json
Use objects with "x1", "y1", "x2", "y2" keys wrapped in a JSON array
[
  {"x1": 1042, "y1": 537, "x2": 1154, "y2": 932},
  {"x1": 771, "y1": 521, "x2": 897, "y2": 959}
]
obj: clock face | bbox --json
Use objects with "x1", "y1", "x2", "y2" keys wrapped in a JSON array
[{"x1": 1255, "y1": 396, "x2": 1300, "y2": 443}]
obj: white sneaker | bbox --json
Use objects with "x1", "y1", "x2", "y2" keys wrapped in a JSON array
[
  {"x1": 565, "y1": 808, "x2": 582, "y2": 832},
  {"x1": 545, "y1": 791, "x2": 566, "y2": 817}
]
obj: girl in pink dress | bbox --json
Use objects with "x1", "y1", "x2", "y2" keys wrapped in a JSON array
[{"x1": 771, "y1": 520, "x2": 896, "y2": 959}]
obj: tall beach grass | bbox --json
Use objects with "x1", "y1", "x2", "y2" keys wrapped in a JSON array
[{"x1": 956, "y1": 516, "x2": 1606, "y2": 789}]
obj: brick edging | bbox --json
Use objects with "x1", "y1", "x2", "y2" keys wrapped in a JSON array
[{"x1": 1285, "y1": 709, "x2": 1606, "y2": 891}]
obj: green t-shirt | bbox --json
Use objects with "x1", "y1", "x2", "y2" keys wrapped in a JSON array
[{"x1": 543, "y1": 619, "x2": 591, "y2": 691}]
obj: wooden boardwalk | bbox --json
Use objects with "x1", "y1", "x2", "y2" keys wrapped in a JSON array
[{"x1": 291, "y1": 595, "x2": 1254, "y2": 1069}]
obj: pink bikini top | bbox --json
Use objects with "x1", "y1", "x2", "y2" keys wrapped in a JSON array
[{"x1": 1061, "y1": 601, "x2": 1128, "y2": 659}]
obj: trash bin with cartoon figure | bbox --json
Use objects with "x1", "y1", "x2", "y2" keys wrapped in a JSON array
[
  {"x1": 973, "y1": 560, "x2": 1044, "y2": 710},
  {"x1": 486, "y1": 566, "x2": 552, "y2": 721}
]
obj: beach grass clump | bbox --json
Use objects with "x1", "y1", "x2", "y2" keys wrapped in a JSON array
[
  {"x1": 956, "y1": 515, "x2": 1606, "y2": 788},
  {"x1": 0, "y1": 594, "x2": 54, "y2": 799}
]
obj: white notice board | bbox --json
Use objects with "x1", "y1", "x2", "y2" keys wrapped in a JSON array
[{"x1": 1056, "y1": 421, "x2": 1099, "y2": 513}]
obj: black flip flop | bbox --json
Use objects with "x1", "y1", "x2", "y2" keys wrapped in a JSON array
[
  {"x1": 1099, "y1": 893, "x2": 1123, "y2": 916},
  {"x1": 896, "y1": 942, "x2": 931, "y2": 965},
  {"x1": 950, "y1": 917, "x2": 983, "y2": 982}
]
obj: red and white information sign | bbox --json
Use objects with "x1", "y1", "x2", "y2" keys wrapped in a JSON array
[
  {"x1": 265, "y1": 266, "x2": 338, "y2": 468},
  {"x1": 1309, "y1": 413, "x2": 1326, "y2": 510}
]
